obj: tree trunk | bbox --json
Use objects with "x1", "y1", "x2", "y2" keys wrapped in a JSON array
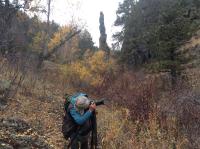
[
  {"x1": 171, "y1": 66, "x2": 177, "y2": 87},
  {"x1": 42, "y1": 0, "x2": 52, "y2": 57},
  {"x1": 170, "y1": 48, "x2": 177, "y2": 87}
]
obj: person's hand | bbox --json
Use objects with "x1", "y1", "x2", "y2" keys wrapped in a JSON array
[{"x1": 89, "y1": 103, "x2": 96, "y2": 112}]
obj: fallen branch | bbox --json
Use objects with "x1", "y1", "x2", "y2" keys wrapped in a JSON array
[{"x1": 37, "y1": 29, "x2": 81, "y2": 68}]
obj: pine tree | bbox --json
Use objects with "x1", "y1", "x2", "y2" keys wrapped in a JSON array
[{"x1": 114, "y1": 0, "x2": 200, "y2": 85}]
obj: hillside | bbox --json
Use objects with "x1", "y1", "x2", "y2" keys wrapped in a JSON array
[
  {"x1": 1, "y1": 0, "x2": 200, "y2": 149},
  {"x1": 1, "y1": 52, "x2": 200, "y2": 148}
]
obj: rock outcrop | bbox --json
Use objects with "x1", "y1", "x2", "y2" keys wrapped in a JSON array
[{"x1": 99, "y1": 11, "x2": 110, "y2": 60}]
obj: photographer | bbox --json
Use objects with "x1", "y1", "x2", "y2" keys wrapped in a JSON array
[{"x1": 62, "y1": 93, "x2": 96, "y2": 149}]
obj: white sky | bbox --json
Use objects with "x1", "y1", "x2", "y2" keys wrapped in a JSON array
[{"x1": 50, "y1": 0, "x2": 123, "y2": 47}]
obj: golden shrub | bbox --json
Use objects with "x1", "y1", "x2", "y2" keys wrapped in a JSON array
[
  {"x1": 60, "y1": 50, "x2": 115, "y2": 88},
  {"x1": 48, "y1": 26, "x2": 72, "y2": 50}
]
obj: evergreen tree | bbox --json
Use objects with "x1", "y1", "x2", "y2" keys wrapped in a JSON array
[
  {"x1": 78, "y1": 29, "x2": 95, "y2": 51},
  {"x1": 114, "y1": 0, "x2": 200, "y2": 85}
]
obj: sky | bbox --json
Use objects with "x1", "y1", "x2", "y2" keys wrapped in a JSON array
[{"x1": 49, "y1": 0, "x2": 123, "y2": 47}]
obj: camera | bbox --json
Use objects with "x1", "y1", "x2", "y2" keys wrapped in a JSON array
[{"x1": 89, "y1": 99, "x2": 105, "y2": 106}]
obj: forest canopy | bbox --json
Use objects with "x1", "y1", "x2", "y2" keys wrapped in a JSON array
[{"x1": 114, "y1": 0, "x2": 200, "y2": 83}]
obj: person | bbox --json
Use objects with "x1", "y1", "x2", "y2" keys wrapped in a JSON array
[{"x1": 63, "y1": 93, "x2": 96, "y2": 149}]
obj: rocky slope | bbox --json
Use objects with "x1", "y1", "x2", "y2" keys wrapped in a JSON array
[{"x1": 0, "y1": 118, "x2": 53, "y2": 149}]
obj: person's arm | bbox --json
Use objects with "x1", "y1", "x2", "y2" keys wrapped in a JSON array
[
  {"x1": 70, "y1": 107, "x2": 92, "y2": 125},
  {"x1": 70, "y1": 103, "x2": 96, "y2": 125}
]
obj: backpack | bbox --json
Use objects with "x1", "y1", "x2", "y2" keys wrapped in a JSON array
[
  {"x1": 63, "y1": 93, "x2": 71, "y2": 113},
  {"x1": 62, "y1": 93, "x2": 88, "y2": 140}
]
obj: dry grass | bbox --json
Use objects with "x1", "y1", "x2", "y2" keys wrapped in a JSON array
[
  {"x1": 0, "y1": 88, "x2": 65, "y2": 148},
  {"x1": 97, "y1": 105, "x2": 188, "y2": 149},
  {"x1": 0, "y1": 71, "x2": 196, "y2": 149},
  {"x1": 1, "y1": 54, "x2": 200, "y2": 149}
]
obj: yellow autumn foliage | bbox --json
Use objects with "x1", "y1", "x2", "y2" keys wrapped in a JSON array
[
  {"x1": 48, "y1": 26, "x2": 71, "y2": 50},
  {"x1": 47, "y1": 25, "x2": 80, "y2": 62},
  {"x1": 88, "y1": 51, "x2": 109, "y2": 73},
  {"x1": 61, "y1": 50, "x2": 115, "y2": 88},
  {"x1": 71, "y1": 61, "x2": 92, "y2": 81}
]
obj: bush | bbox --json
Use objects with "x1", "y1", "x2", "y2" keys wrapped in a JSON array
[
  {"x1": 96, "y1": 70, "x2": 159, "y2": 121},
  {"x1": 60, "y1": 51, "x2": 116, "y2": 91}
]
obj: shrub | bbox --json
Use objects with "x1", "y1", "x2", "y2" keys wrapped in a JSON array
[{"x1": 60, "y1": 51, "x2": 116, "y2": 91}]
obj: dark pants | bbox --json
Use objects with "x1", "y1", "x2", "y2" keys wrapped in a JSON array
[
  {"x1": 70, "y1": 121, "x2": 91, "y2": 149},
  {"x1": 70, "y1": 134, "x2": 89, "y2": 149}
]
